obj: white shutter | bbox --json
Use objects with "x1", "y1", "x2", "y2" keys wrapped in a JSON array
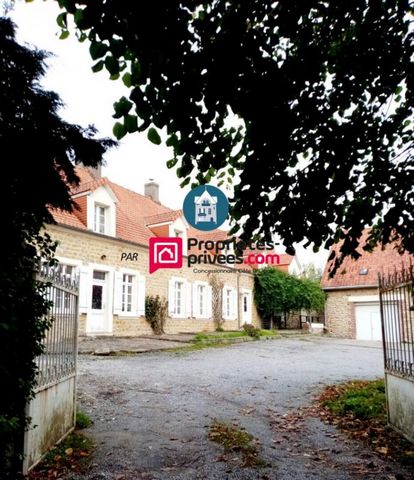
[
  {"x1": 113, "y1": 271, "x2": 123, "y2": 315},
  {"x1": 222, "y1": 287, "x2": 227, "y2": 319},
  {"x1": 136, "y1": 274, "x2": 146, "y2": 316},
  {"x1": 206, "y1": 285, "x2": 212, "y2": 319},
  {"x1": 231, "y1": 288, "x2": 238, "y2": 320},
  {"x1": 78, "y1": 266, "x2": 91, "y2": 314},
  {"x1": 192, "y1": 283, "x2": 199, "y2": 318},
  {"x1": 168, "y1": 279, "x2": 175, "y2": 315},
  {"x1": 246, "y1": 292, "x2": 252, "y2": 323},
  {"x1": 185, "y1": 281, "x2": 192, "y2": 318}
]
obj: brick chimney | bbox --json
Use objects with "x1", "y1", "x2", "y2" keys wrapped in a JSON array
[
  {"x1": 79, "y1": 162, "x2": 101, "y2": 179},
  {"x1": 144, "y1": 180, "x2": 159, "y2": 202}
]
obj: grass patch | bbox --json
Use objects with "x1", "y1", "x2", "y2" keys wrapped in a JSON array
[
  {"x1": 208, "y1": 420, "x2": 266, "y2": 468},
  {"x1": 319, "y1": 379, "x2": 414, "y2": 465},
  {"x1": 168, "y1": 340, "x2": 234, "y2": 353},
  {"x1": 169, "y1": 329, "x2": 279, "y2": 354},
  {"x1": 257, "y1": 329, "x2": 279, "y2": 337},
  {"x1": 76, "y1": 410, "x2": 93, "y2": 429},
  {"x1": 29, "y1": 432, "x2": 93, "y2": 479},
  {"x1": 194, "y1": 329, "x2": 279, "y2": 342},
  {"x1": 323, "y1": 379, "x2": 386, "y2": 420}
]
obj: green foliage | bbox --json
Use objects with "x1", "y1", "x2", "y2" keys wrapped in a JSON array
[
  {"x1": 208, "y1": 420, "x2": 265, "y2": 467},
  {"x1": 0, "y1": 18, "x2": 113, "y2": 478},
  {"x1": 254, "y1": 267, "x2": 325, "y2": 319},
  {"x1": 242, "y1": 323, "x2": 260, "y2": 339},
  {"x1": 75, "y1": 410, "x2": 92, "y2": 429},
  {"x1": 145, "y1": 295, "x2": 168, "y2": 334},
  {"x1": 147, "y1": 127, "x2": 161, "y2": 145},
  {"x1": 324, "y1": 380, "x2": 386, "y2": 420},
  {"x1": 59, "y1": 1, "x2": 414, "y2": 265},
  {"x1": 194, "y1": 329, "x2": 278, "y2": 342}
]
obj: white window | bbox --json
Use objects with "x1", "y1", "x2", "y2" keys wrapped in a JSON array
[
  {"x1": 168, "y1": 277, "x2": 192, "y2": 318},
  {"x1": 222, "y1": 286, "x2": 237, "y2": 320},
  {"x1": 122, "y1": 274, "x2": 134, "y2": 313},
  {"x1": 94, "y1": 204, "x2": 107, "y2": 234},
  {"x1": 113, "y1": 270, "x2": 146, "y2": 316},
  {"x1": 198, "y1": 284, "x2": 206, "y2": 316},
  {"x1": 55, "y1": 264, "x2": 77, "y2": 311},
  {"x1": 192, "y1": 281, "x2": 212, "y2": 319},
  {"x1": 174, "y1": 280, "x2": 184, "y2": 315},
  {"x1": 225, "y1": 288, "x2": 232, "y2": 318}
]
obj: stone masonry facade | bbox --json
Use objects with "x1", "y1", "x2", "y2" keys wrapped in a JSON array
[
  {"x1": 47, "y1": 224, "x2": 261, "y2": 336},
  {"x1": 324, "y1": 287, "x2": 378, "y2": 338}
]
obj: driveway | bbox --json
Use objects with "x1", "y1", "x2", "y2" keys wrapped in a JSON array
[{"x1": 70, "y1": 338, "x2": 411, "y2": 480}]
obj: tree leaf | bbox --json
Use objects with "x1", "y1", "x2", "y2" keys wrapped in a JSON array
[
  {"x1": 113, "y1": 122, "x2": 127, "y2": 140},
  {"x1": 56, "y1": 12, "x2": 67, "y2": 29},
  {"x1": 89, "y1": 41, "x2": 108, "y2": 61},
  {"x1": 122, "y1": 72, "x2": 132, "y2": 88},
  {"x1": 114, "y1": 97, "x2": 133, "y2": 118},
  {"x1": 91, "y1": 60, "x2": 104, "y2": 72},
  {"x1": 104, "y1": 55, "x2": 119, "y2": 76},
  {"x1": 147, "y1": 127, "x2": 161, "y2": 145},
  {"x1": 59, "y1": 30, "x2": 69, "y2": 40},
  {"x1": 166, "y1": 158, "x2": 178, "y2": 168},
  {"x1": 124, "y1": 114, "x2": 138, "y2": 133},
  {"x1": 131, "y1": 61, "x2": 141, "y2": 83}
]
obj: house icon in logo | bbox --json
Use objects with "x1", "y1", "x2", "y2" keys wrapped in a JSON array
[
  {"x1": 194, "y1": 188, "x2": 217, "y2": 225},
  {"x1": 158, "y1": 247, "x2": 175, "y2": 262},
  {"x1": 183, "y1": 184, "x2": 228, "y2": 232}
]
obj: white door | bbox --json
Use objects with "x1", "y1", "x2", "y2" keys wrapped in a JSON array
[
  {"x1": 241, "y1": 291, "x2": 252, "y2": 324},
  {"x1": 89, "y1": 270, "x2": 110, "y2": 333},
  {"x1": 355, "y1": 304, "x2": 382, "y2": 341}
]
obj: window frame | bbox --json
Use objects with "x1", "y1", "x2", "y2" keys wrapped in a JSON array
[
  {"x1": 121, "y1": 273, "x2": 135, "y2": 313},
  {"x1": 94, "y1": 203, "x2": 108, "y2": 234}
]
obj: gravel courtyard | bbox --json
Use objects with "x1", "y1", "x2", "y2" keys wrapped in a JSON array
[{"x1": 70, "y1": 338, "x2": 412, "y2": 480}]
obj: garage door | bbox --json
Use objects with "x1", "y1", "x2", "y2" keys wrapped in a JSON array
[{"x1": 355, "y1": 304, "x2": 382, "y2": 341}]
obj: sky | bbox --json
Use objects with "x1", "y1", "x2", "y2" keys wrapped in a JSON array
[{"x1": 9, "y1": 0, "x2": 329, "y2": 269}]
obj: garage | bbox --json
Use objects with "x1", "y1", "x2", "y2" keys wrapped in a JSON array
[{"x1": 355, "y1": 303, "x2": 382, "y2": 341}]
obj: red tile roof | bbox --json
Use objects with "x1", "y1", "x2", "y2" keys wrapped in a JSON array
[
  {"x1": 51, "y1": 208, "x2": 87, "y2": 230},
  {"x1": 52, "y1": 167, "x2": 297, "y2": 269},
  {"x1": 51, "y1": 167, "x2": 172, "y2": 245},
  {"x1": 71, "y1": 167, "x2": 106, "y2": 195},
  {"x1": 145, "y1": 210, "x2": 182, "y2": 226},
  {"x1": 321, "y1": 230, "x2": 413, "y2": 289}
]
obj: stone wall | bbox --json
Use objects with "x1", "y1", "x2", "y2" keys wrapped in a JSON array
[
  {"x1": 324, "y1": 287, "x2": 377, "y2": 338},
  {"x1": 47, "y1": 224, "x2": 260, "y2": 336}
]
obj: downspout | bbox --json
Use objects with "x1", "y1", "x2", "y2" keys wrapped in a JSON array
[{"x1": 237, "y1": 271, "x2": 241, "y2": 329}]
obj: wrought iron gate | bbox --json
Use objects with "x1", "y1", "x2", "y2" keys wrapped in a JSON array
[
  {"x1": 23, "y1": 263, "x2": 79, "y2": 473},
  {"x1": 378, "y1": 263, "x2": 414, "y2": 442}
]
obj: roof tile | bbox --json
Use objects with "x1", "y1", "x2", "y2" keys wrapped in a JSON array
[{"x1": 321, "y1": 230, "x2": 413, "y2": 289}]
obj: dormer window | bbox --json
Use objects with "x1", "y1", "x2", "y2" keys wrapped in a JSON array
[{"x1": 94, "y1": 204, "x2": 107, "y2": 234}]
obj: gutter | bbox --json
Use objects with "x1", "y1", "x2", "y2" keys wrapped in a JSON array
[{"x1": 322, "y1": 284, "x2": 378, "y2": 291}]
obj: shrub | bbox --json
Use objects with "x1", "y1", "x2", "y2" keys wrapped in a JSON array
[
  {"x1": 76, "y1": 410, "x2": 92, "y2": 429},
  {"x1": 242, "y1": 324, "x2": 260, "y2": 338},
  {"x1": 145, "y1": 295, "x2": 168, "y2": 334}
]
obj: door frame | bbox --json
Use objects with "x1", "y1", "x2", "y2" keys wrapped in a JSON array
[
  {"x1": 241, "y1": 289, "x2": 253, "y2": 325},
  {"x1": 86, "y1": 263, "x2": 114, "y2": 335},
  {"x1": 354, "y1": 302, "x2": 381, "y2": 341}
]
